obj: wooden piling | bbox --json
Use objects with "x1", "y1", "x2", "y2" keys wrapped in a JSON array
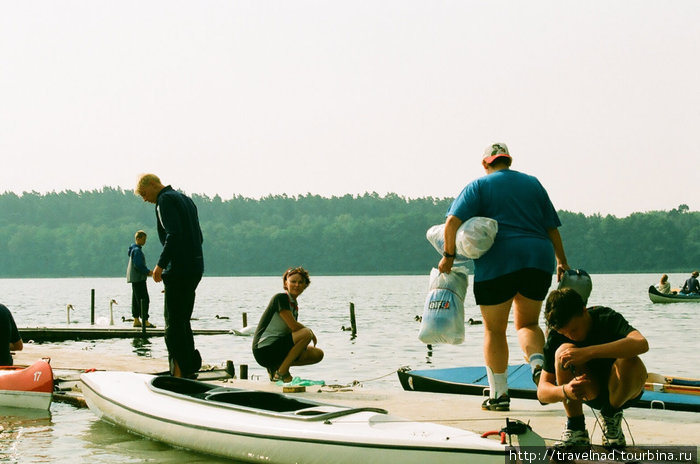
[
  {"x1": 242, "y1": 312, "x2": 248, "y2": 328},
  {"x1": 90, "y1": 289, "x2": 95, "y2": 325},
  {"x1": 349, "y1": 302, "x2": 357, "y2": 337},
  {"x1": 240, "y1": 364, "x2": 248, "y2": 380},
  {"x1": 225, "y1": 360, "x2": 235, "y2": 377}
]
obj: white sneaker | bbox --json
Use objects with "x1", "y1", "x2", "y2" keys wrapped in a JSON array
[
  {"x1": 553, "y1": 428, "x2": 591, "y2": 448},
  {"x1": 602, "y1": 411, "x2": 626, "y2": 447}
]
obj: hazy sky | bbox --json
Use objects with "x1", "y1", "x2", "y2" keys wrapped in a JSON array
[{"x1": 2, "y1": 1, "x2": 698, "y2": 216}]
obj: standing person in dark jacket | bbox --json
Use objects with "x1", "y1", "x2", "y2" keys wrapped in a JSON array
[
  {"x1": 126, "y1": 230, "x2": 154, "y2": 328},
  {"x1": 1, "y1": 303, "x2": 23, "y2": 366},
  {"x1": 135, "y1": 174, "x2": 205, "y2": 378}
]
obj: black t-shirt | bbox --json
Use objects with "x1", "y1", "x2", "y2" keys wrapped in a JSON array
[
  {"x1": 543, "y1": 306, "x2": 636, "y2": 375},
  {"x1": 1, "y1": 304, "x2": 21, "y2": 366}
]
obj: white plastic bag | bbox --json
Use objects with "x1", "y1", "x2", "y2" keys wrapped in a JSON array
[
  {"x1": 426, "y1": 217, "x2": 498, "y2": 260},
  {"x1": 418, "y1": 267, "x2": 468, "y2": 345}
]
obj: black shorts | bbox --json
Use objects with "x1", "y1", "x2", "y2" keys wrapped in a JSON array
[
  {"x1": 582, "y1": 360, "x2": 644, "y2": 411},
  {"x1": 253, "y1": 333, "x2": 294, "y2": 370},
  {"x1": 584, "y1": 385, "x2": 644, "y2": 411},
  {"x1": 473, "y1": 268, "x2": 553, "y2": 306}
]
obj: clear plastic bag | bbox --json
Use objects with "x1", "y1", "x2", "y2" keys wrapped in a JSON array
[
  {"x1": 426, "y1": 216, "x2": 498, "y2": 260},
  {"x1": 418, "y1": 267, "x2": 468, "y2": 345}
]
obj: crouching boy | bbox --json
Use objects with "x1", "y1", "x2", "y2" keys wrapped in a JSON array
[{"x1": 536, "y1": 288, "x2": 648, "y2": 448}]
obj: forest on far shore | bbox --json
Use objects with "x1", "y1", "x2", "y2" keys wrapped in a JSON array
[{"x1": 0, "y1": 188, "x2": 697, "y2": 277}]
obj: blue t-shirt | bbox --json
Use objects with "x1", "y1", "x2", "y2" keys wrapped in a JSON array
[{"x1": 447, "y1": 169, "x2": 561, "y2": 282}]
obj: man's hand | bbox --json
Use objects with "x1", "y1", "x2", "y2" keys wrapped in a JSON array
[
  {"x1": 438, "y1": 256, "x2": 454, "y2": 274},
  {"x1": 559, "y1": 346, "x2": 592, "y2": 370},
  {"x1": 152, "y1": 265, "x2": 163, "y2": 283},
  {"x1": 566, "y1": 374, "x2": 592, "y2": 401}
]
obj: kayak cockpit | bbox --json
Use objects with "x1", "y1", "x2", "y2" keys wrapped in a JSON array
[{"x1": 149, "y1": 375, "x2": 387, "y2": 421}]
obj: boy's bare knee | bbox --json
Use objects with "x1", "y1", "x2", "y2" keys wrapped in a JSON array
[
  {"x1": 554, "y1": 343, "x2": 575, "y2": 362},
  {"x1": 298, "y1": 327, "x2": 314, "y2": 342}
]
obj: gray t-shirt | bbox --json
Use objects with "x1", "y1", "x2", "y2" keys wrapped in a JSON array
[{"x1": 252, "y1": 292, "x2": 298, "y2": 349}]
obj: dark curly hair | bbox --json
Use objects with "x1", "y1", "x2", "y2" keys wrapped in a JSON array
[{"x1": 545, "y1": 288, "x2": 585, "y2": 330}]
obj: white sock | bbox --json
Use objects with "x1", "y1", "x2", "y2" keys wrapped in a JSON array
[
  {"x1": 486, "y1": 366, "x2": 508, "y2": 398},
  {"x1": 529, "y1": 353, "x2": 545, "y2": 372}
]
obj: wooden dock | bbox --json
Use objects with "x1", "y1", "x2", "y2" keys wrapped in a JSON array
[
  {"x1": 19, "y1": 326, "x2": 231, "y2": 342},
  {"x1": 11, "y1": 344, "x2": 700, "y2": 452}
]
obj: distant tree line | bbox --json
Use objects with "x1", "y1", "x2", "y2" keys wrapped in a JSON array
[{"x1": 0, "y1": 188, "x2": 697, "y2": 277}]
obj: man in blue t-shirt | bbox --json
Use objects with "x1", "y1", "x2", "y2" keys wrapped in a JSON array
[
  {"x1": 537, "y1": 288, "x2": 648, "y2": 449},
  {"x1": 439, "y1": 143, "x2": 570, "y2": 411},
  {"x1": 1, "y1": 304, "x2": 23, "y2": 366}
]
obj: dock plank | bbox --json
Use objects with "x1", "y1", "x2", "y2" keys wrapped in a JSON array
[{"x1": 19, "y1": 326, "x2": 231, "y2": 342}]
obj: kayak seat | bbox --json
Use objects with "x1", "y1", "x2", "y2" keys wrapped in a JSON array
[{"x1": 205, "y1": 390, "x2": 319, "y2": 413}]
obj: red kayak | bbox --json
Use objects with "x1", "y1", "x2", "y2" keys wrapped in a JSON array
[{"x1": 0, "y1": 359, "x2": 54, "y2": 410}]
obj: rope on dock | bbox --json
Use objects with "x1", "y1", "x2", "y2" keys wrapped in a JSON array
[{"x1": 319, "y1": 366, "x2": 408, "y2": 391}]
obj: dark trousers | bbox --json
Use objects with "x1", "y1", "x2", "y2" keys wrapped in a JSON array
[
  {"x1": 131, "y1": 281, "x2": 150, "y2": 320},
  {"x1": 162, "y1": 273, "x2": 202, "y2": 377}
]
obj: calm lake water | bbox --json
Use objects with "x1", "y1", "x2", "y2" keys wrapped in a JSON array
[{"x1": 1, "y1": 273, "x2": 698, "y2": 463}]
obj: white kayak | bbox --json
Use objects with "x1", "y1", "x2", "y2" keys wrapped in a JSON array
[{"x1": 80, "y1": 371, "x2": 540, "y2": 464}]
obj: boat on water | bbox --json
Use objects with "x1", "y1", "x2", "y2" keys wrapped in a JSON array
[
  {"x1": 0, "y1": 359, "x2": 54, "y2": 410},
  {"x1": 80, "y1": 371, "x2": 543, "y2": 464},
  {"x1": 648, "y1": 285, "x2": 700, "y2": 303},
  {"x1": 398, "y1": 364, "x2": 700, "y2": 413}
]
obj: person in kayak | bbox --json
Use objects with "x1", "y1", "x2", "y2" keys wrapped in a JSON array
[
  {"x1": 656, "y1": 274, "x2": 672, "y2": 294},
  {"x1": 1, "y1": 303, "x2": 23, "y2": 366},
  {"x1": 252, "y1": 267, "x2": 324, "y2": 383},
  {"x1": 680, "y1": 271, "x2": 700, "y2": 294},
  {"x1": 438, "y1": 142, "x2": 569, "y2": 411},
  {"x1": 537, "y1": 288, "x2": 648, "y2": 449}
]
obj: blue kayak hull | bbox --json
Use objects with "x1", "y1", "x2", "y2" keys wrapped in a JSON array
[{"x1": 397, "y1": 364, "x2": 700, "y2": 413}]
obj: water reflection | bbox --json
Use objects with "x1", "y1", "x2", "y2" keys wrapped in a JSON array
[
  {"x1": 0, "y1": 407, "x2": 52, "y2": 462},
  {"x1": 131, "y1": 336, "x2": 152, "y2": 357}
]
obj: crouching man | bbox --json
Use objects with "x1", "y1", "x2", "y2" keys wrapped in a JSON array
[{"x1": 536, "y1": 288, "x2": 648, "y2": 448}]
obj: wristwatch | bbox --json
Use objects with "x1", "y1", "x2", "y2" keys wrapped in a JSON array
[{"x1": 442, "y1": 251, "x2": 456, "y2": 258}]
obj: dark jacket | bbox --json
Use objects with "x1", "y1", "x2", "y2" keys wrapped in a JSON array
[
  {"x1": 681, "y1": 276, "x2": 700, "y2": 294},
  {"x1": 155, "y1": 186, "x2": 204, "y2": 276},
  {"x1": 126, "y1": 243, "x2": 150, "y2": 283},
  {"x1": 1, "y1": 304, "x2": 21, "y2": 366}
]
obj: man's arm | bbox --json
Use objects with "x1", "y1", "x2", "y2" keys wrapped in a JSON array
[
  {"x1": 559, "y1": 330, "x2": 649, "y2": 369},
  {"x1": 546, "y1": 227, "x2": 569, "y2": 281},
  {"x1": 438, "y1": 215, "x2": 463, "y2": 274},
  {"x1": 132, "y1": 248, "x2": 150, "y2": 275},
  {"x1": 10, "y1": 339, "x2": 23, "y2": 352}
]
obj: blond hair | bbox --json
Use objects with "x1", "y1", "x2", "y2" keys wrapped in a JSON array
[
  {"x1": 135, "y1": 173, "x2": 162, "y2": 196},
  {"x1": 134, "y1": 230, "x2": 147, "y2": 240}
]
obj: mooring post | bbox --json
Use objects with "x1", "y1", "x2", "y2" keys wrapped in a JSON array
[
  {"x1": 242, "y1": 312, "x2": 248, "y2": 328},
  {"x1": 140, "y1": 299, "x2": 146, "y2": 336},
  {"x1": 240, "y1": 364, "x2": 248, "y2": 380},
  {"x1": 349, "y1": 302, "x2": 357, "y2": 337},
  {"x1": 225, "y1": 360, "x2": 235, "y2": 378},
  {"x1": 91, "y1": 289, "x2": 95, "y2": 325},
  {"x1": 109, "y1": 299, "x2": 115, "y2": 326}
]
